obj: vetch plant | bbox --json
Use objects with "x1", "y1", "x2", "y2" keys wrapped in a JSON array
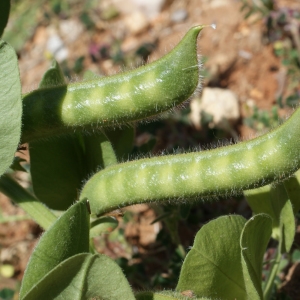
[{"x1": 1, "y1": 1, "x2": 300, "y2": 299}]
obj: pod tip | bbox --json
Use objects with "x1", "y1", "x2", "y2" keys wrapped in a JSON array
[{"x1": 199, "y1": 23, "x2": 217, "y2": 30}]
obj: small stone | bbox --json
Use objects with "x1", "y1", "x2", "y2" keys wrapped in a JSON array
[
  {"x1": 190, "y1": 87, "x2": 240, "y2": 133},
  {"x1": 205, "y1": 53, "x2": 236, "y2": 86},
  {"x1": 59, "y1": 19, "x2": 84, "y2": 43},
  {"x1": 46, "y1": 33, "x2": 68, "y2": 62},
  {"x1": 111, "y1": 0, "x2": 165, "y2": 19},
  {"x1": 238, "y1": 50, "x2": 253, "y2": 60},
  {"x1": 132, "y1": 0, "x2": 165, "y2": 19},
  {"x1": 249, "y1": 88, "x2": 263, "y2": 100},
  {"x1": 171, "y1": 9, "x2": 188, "y2": 23},
  {"x1": 208, "y1": 0, "x2": 230, "y2": 8},
  {"x1": 124, "y1": 11, "x2": 149, "y2": 35}
]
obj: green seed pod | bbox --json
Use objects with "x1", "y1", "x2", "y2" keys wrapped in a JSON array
[
  {"x1": 80, "y1": 107, "x2": 300, "y2": 216},
  {"x1": 22, "y1": 25, "x2": 204, "y2": 142}
]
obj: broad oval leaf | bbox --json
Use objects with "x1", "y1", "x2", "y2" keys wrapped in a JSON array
[
  {"x1": 30, "y1": 61, "x2": 85, "y2": 210},
  {"x1": 245, "y1": 183, "x2": 295, "y2": 253},
  {"x1": 30, "y1": 136, "x2": 85, "y2": 210},
  {"x1": 20, "y1": 201, "x2": 90, "y2": 299},
  {"x1": 83, "y1": 131, "x2": 118, "y2": 171},
  {"x1": 240, "y1": 214, "x2": 272, "y2": 300},
  {"x1": 176, "y1": 215, "x2": 247, "y2": 299},
  {"x1": 0, "y1": 40, "x2": 22, "y2": 176},
  {"x1": 22, "y1": 253, "x2": 135, "y2": 300}
]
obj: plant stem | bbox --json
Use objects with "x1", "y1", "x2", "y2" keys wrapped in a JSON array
[
  {"x1": 0, "y1": 174, "x2": 57, "y2": 230},
  {"x1": 0, "y1": 215, "x2": 31, "y2": 223},
  {"x1": 263, "y1": 245, "x2": 281, "y2": 299}
]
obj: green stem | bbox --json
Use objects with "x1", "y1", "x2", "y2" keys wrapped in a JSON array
[
  {"x1": 263, "y1": 244, "x2": 281, "y2": 299},
  {"x1": 0, "y1": 215, "x2": 31, "y2": 223},
  {"x1": 0, "y1": 174, "x2": 57, "y2": 230}
]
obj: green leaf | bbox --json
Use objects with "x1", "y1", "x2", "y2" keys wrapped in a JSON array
[
  {"x1": 30, "y1": 136, "x2": 85, "y2": 210},
  {"x1": 283, "y1": 169, "x2": 300, "y2": 214},
  {"x1": 30, "y1": 61, "x2": 85, "y2": 210},
  {"x1": 0, "y1": 0, "x2": 10, "y2": 37},
  {"x1": 135, "y1": 290, "x2": 211, "y2": 299},
  {"x1": 176, "y1": 215, "x2": 247, "y2": 299},
  {"x1": 22, "y1": 253, "x2": 135, "y2": 300},
  {"x1": 0, "y1": 288, "x2": 14, "y2": 300},
  {"x1": 245, "y1": 183, "x2": 295, "y2": 252},
  {"x1": 240, "y1": 214, "x2": 272, "y2": 299},
  {"x1": 20, "y1": 201, "x2": 90, "y2": 299},
  {"x1": 83, "y1": 131, "x2": 118, "y2": 171},
  {"x1": 0, "y1": 174, "x2": 56, "y2": 230},
  {"x1": 90, "y1": 216, "x2": 119, "y2": 237},
  {"x1": 39, "y1": 60, "x2": 65, "y2": 87},
  {"x1": 105, "y1": 127, "x2": 135, "y2": 161},
  {"x1": 0, "y1": 40, "x2": 22, "y2": 176}
]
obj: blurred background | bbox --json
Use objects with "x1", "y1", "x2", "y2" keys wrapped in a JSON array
[{"x1": 1, "y1": 0, "x2": 300, "y2": 299}]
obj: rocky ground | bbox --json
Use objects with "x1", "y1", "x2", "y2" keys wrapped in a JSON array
[{"x1": 1, "y1": 0, "x2": 300, "y2": 298}]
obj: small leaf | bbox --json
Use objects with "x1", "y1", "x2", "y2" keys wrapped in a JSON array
[
  {"x1": 39, "y1": 60, "x2": 65, "y2": 87},
  {"x1": 83, "y1": 131, "x2": 118, "y2": 171},
  {"x1": 0, "y1": 40, "x2": 22, "y2": 176},
  {"x1": 245, "y1": 183, "x2": 295, "y2": 252},
  {"x1": 22, "y1": 253, "x2": 135, "y2": 300},
  {"x1": 20, "y1": 201, "x2": 90, "y2": 299},
  {"x1": 30, "y1": 136, "x2": 85, "y2": 210},
  {"x1": 240, "y1": 214, "x2": 272, "y2": 299},
  {"x1": 176, "y1": 215, "x2": 247, "y2": 299},
  {"x1": 0, "y1": 0, "x2": 10, "y2": 37},
  {"x1": 90, "y1": 216, "x2": 119, "y2": 237},
  {"x1": 0, "y1": 288, "x2": 14, "y2": 300}
]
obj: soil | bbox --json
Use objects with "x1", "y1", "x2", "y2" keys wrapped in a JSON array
[{"x1": 1, "y1": 0, "x2": 300, "y2": 298}]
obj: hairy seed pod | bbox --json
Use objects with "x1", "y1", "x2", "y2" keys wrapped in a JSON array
[
  {"x1": 22, "y1": 25, "x2": 204, "y2": 142},
  {"x1": 80, "y1": 107, "x2": 300, "y2": 216}
]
